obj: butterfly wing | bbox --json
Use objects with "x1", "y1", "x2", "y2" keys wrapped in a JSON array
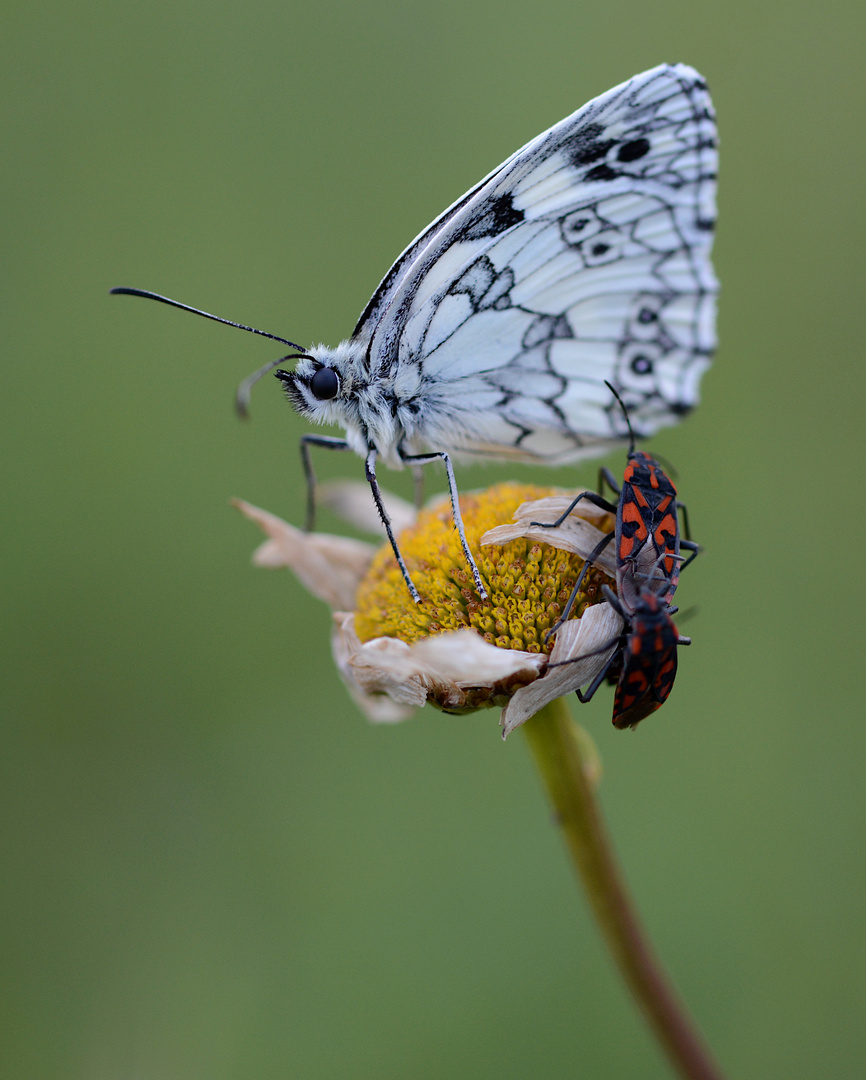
[{"x1": 355, "y1": 63, "x2": 717, "y2": 463}]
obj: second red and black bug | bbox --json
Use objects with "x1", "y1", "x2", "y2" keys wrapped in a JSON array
[{"x1": 578, "y1": 580, "x2": 691, "y2": 729}]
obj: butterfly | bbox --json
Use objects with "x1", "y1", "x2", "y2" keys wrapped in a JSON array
[{"x1": 112, "y1": 62, "x2": 718, "y2": 603}]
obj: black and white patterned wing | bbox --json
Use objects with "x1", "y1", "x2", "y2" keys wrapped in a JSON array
[{"x1": 357, "y1": 63, "x2": 717, "y2": 462}]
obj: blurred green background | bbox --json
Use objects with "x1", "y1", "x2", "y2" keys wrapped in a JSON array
[{"x1": 3, "y1": 1, "x2": 864, "y2": 1077}]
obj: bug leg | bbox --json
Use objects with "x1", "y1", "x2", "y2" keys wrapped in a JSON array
[
  {"x1": 300, "y1": 434, "x2": 352, "y2": 532},
  {"x1": 366, "y1": 449, "x2": 422, "y2": 604},
  {"x1": 530, "y1": 489, "x2": 617, "y2": 529},
  {"x1": 544, "y1": 531, "x2": 615, "y2": 643},
  {"x1": 677, "y1": 501, "x2": 694, "y2": 542},
  {"x1": 399, "y1": 449, "x2": 488, "y2": 601},
  {"x1": 576, "y1": 649, "x2": 620, "y2": 704},
  {"x1": 679, "y1": 539, "x2": 700, "y2": 571},
  {"x1": 546, "y1": 629, "x2": 624, "y2": 672},
  {"x1": 598, "y1": 466, "x2": 622, "y2": 500}
]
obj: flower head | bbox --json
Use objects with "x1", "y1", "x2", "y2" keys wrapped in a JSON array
[{"x1": 234, "y1": 481, "x2": 623, "y2": 737}]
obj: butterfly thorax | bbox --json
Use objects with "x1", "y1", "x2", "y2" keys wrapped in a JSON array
[{"x1": 281, "y1": 340, "x2": 433, "y2": 465}]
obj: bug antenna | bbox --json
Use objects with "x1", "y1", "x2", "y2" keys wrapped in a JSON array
[
  {"x1": 110, "y1": 287, "x2": 309, "y2": 353},
  {"x1": 672, "y1": 604, "x2": 699, "y2": 626},
  {"x1": 235, "y1": 355, "x2": 307, "y2": 418},
  {"x1": 603, "y1": 379, "x2": 636, "y2": 453},
  {"x1": 651, "y1": 451, "x2": 679, "y2": 480}
]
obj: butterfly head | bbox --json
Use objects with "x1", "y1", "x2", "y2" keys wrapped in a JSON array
[{"x1": 274, "y1": 343, "x2": 361, "y2": 426}]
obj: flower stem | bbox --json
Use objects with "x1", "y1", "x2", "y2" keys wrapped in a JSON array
[{"x1": 523, "y1": 698, "x2": 726, "y2": 1080}]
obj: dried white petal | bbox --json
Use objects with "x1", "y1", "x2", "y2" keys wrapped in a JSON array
[
  {"x1": 500, "y1": 603, "x2": 623, "y2": 737},
  {"x1": 233, "y1": 499, "x2": 375, "y2": 610},
  {"x1": 480, "y1": 493, "x2": 617, "y2": 578},
  {"x1": 331, "y1": 616, "x2": 546, "y2": 723},
  {"x1": 332, "y1": 613, "x2": 427, "y2": 719},
  {"x1": 409, "y1": 630, "x2": 545, "y2": 686},
  {"x1": 317, "y1": 480, "x2": 417, "y2": 538},
  {"x1": 238, "y1": 490, "x2": 626, "y2": 733},
  {"x1": 516, "y1": 493, "x2": 612, "y2": 523}
]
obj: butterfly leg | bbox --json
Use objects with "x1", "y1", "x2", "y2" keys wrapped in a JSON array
[
  {"x1": 300, "y1": 434, "x2": 352, "y2": 532},
  {"x1": 412, "y1": 465, "x2": 425, "y2": 512},
  {"x1": 363, "y1": 449, "x2": 424, "y2": 603},
  {"x1": 399, "y1": 449, "x2": 488, "y2": 601}
]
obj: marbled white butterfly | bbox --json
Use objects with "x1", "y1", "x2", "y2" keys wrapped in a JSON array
[{"x1": 113, "y1": 62, "x2": 718, "y2": 602}]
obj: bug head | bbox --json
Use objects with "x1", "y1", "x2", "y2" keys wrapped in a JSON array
[{"x1": 605, "y1": 379, "x2": 679, "y2": 480}]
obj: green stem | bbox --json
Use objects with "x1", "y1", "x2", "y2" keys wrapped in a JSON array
[{"x1": 523, "y1": 698, "x2": 726, "y2": 1080}]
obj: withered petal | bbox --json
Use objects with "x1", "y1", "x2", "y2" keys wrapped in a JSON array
[
  {"x1": 332, "y1": 615, "x2": 546, "y2": 723},
  {"x1": 480, "y1": 493, "x2": 617, "y2": 578},
  {"x1": 233, "y1": 499, "x2": 376, "y2": 610},
  {"x1": 500, "y1": 602, "x2": 623, "y2": 737}
]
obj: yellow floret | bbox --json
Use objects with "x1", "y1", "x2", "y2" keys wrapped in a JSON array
[{"x1": 354, "y1": 482, "x2": 613, "y2": 652}]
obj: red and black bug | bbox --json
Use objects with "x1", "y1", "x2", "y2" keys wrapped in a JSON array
[
  {"x1": 534, "y1": 381, "x2": 698, "y2": 634},
  {"x1": 576, "y1": 581, "x2": 690, "y2": 729}
]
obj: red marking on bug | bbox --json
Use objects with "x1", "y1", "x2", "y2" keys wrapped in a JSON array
[{"x1": 610, "y1": 590, "x2": 684, "y2": 729}]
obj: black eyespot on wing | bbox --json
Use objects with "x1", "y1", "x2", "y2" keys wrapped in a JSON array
[
  {"x1": 584, "y1": 163, "x2": 619, "y2": 182},
  {"x1": 617, "y1": 137, "x2": 650, "y2": 162},
  {"x1": 461, "y1": 193, "x2": 524, "y2": 240},
  {"x1": 630, "y1": 355, "x2": 654, "y2": 375},
  {"x1": 310, "y1": 366, "x2": 340, "y2": 401},
  {"x1": 564, "y1": 124, "x2": 615, "y2": 168}
]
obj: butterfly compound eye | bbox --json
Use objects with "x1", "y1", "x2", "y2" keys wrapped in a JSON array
[{"x1": 310, "y1": 366, "x2": 339, "y2": 401}]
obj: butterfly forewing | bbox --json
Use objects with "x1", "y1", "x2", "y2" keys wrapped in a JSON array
[{"x1": 354, "y1": 63, "x2": 716, "y2": 463}]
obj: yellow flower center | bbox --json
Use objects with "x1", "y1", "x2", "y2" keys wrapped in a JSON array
[{"x1": 354, "y1": 482, "x2": 614, "y2": 653}]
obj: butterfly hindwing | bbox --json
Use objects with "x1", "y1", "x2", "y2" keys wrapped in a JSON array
[{"x1": 355, "y1": 63, "x2": 717, "y2": 462}]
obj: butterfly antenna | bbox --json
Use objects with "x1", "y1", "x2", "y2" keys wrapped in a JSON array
[
  {"x1": 603, "y1": 379, "x2": 636, "y2": 453},
  {"x1": 110, "y1": 287, "x2": 315, "y2": 417},
  {"x1": 235, "y1": 353, "x2": 308, "y2": 417}
]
